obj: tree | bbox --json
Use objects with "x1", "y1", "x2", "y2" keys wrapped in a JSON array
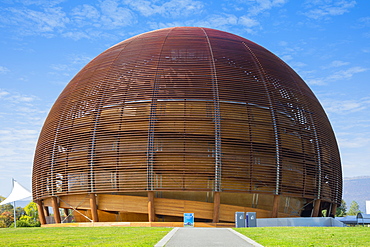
[
  {"x1": 347, "y1": 200, "x2": 361, "y2": 216},
  {"x1": 0, "y1": 196, "x2": 36, "y2": 228},
  {"x1": 18, "y1": 202, "x2": 40, "y2": 227},
  {"x1": 0, "y1": 196, "x2": 13, "y2": 213},
  {"x1": 0, "y1": 196, "x2": 14, "y2": 228},
  {"x1": 336, "y1": 199, "x2": 347, "y2": 217},
  {"x1": 24, "y1": 202, "x2": 39, "y2": 220},
  {"x1": 0, "y1": 211, "x2": 13, "y2": 227}
]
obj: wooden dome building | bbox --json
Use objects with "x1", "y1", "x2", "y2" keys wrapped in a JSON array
[{"x1": 32, "y1": 27, "x2": 342, "y2": 225}]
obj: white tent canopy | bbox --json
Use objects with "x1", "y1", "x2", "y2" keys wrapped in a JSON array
[{"x1": 0, "y1": 180, "x2": 32, "y2": 205}]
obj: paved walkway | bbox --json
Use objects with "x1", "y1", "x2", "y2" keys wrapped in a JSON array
[{"x1": 155, "y1": 227, "x2": 263, "y2": 247}]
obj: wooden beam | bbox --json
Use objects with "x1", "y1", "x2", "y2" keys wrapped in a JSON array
[
  {"x1": 51, "y1": 196, "x2": 61, "y2": 224},
  {"x1": 330, "y1": 203, "x2": 337, "y2": 217},
  {"x1": 312, "y1": 199, "x2": 321, "y2": 217},
  {"x1": 271, "y1": 195, "x2": 280, "y2": 218},
  {"x1": 89, "y1": 193, "x2": 99, "y2": 222},
  {"x1": 35, "y1": 200, "x2": 46, "y2": 225},
  {"x1": 44, "y1": 206, "x2": 50, "y2": 216},
  {"x1": 148, "y1": 191, "x2": 155, "y2": 222},
  {"x1": 63, "y1": 208, "x2": 69, "y2": 217},
  {"x1": 212, "y1": 192, "x2": 220, "y2": 223},
  {"x1": 97, "y1": 193, "x2": 290, "y2": 222}
]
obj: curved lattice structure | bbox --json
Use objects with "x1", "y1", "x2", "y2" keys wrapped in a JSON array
[{"x1": 33, "y1": 27, "x2": 342, "y2": 224}]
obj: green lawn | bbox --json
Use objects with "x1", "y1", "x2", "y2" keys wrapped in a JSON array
[
  {"x1": 1, "y1": 226, "x2": 369, "y2": 246},
  {"x1": 0, "y1": 227, "x2": 171, "y2": 247},
  {"x1": 235, "y1": 227, "x2": 370, "y2": 247}
]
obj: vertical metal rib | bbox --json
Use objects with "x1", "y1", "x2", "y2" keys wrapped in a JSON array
[
  {"x1": 242, "y1": 42, "x2": 281, "y2": 195},
  {"x1": 309, "y1": 114, "x2": 322, "y2": 199},
  {"x1": 147, "y1": 28, "x2": 173, "y2": 191},
  {"x1": 201, "y1": 28, "x2": 222, "y2": 192}
]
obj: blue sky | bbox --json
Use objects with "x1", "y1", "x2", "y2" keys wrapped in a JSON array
[{"x1": 0, "y1": 0, "x2": 369, "y2": 197}]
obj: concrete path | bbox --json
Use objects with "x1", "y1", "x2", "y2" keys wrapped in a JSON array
[{"x1": 155, "y1": 227, "x2": 264, "y2": 247}]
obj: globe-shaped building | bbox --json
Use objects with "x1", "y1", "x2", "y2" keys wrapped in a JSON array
[{"x1": 32, "y1": 27, "x2": 342, "y2": 225}]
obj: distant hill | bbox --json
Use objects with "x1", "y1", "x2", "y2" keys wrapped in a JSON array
[{"x1": 342, "y1": 176, "x2": 370, "y2": 213}]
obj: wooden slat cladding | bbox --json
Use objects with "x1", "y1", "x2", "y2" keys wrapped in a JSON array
[{"x1": 32, "y1": 27, "x2": 342, "y2": 219}]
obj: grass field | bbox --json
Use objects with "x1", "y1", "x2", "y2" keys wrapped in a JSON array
[
  {"x1": 0, "y1": 227, "x2": 171, "y2": 246},
  {"x1": 0, "y1": 226, "x2": 369, "y2": 246},
  {"x1": 235, "y1": 227, "x2": 370, "y2": 246}
]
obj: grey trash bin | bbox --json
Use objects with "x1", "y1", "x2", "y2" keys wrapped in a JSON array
[
  {"x1": 235, "y1": 212, "x2": 245, "y2": 228},
  {"x1": 246, "y1": 212, "x2": 257, "y2": 227}
]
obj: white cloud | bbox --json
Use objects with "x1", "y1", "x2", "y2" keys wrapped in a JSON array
[
  {"x1": 306, "y1": 78, "x2": 326, "y2": 85},
  {"x1": 69, "y1": 54, "x2": 93, "y2": 65},
  {"x1": 6, "y1": 6, "x2": 69, "y2": 36},
  {"x1": 61, "y1": 31, "x2": 94, "y2": 40},
  {"x1": 147, "y1": 21, "x2": 186, "y2": 30},
  {"x1": 281, "y1": 54, "x2": 293, "y2": 61},
  {"x1": 0, "y1": 66, "x2": 10, "y2": 74},
  {"x1": 99, "y1": 0, "x2": 136, "y2": 29},
  {"x1": 239, "y1": 16, "x2": 259, "y2": 28},
  {"x1": 327, "y1": 66, "x2": 367, "y2": 81},
  {"x1": 322, "y1": 60, "x2": 350, "y2": 69},
  {"x1": 210, "y1": 14, "x2": 238, "y2": 26},
  {"x1": 291, "y1": 61, "x2": 307, "y2": 68},
  {"x1": 71, "y1": 4, "x2": 101, "y2": 27},
  {"x1": 0, "y1": 89, "x2": 10, "y2": 98},
  {"x1": 49, "y1": 53, "x2": 93, "y2": 79},
  {"x1": 2, "y1": 0, "x2": 271, "y2": 40},
  {"x1": 0, "y1": 91, "x2": 38, "y2": 104},
  {"x1": 321, "y1": 97, "x2": 370, "y2": 114},
  {"x1": 69, "y1": 0, "x2": 136, "y2": 33},
  {"x1": 306, "y1": 66, "x2": 367, "y2": 85},
  {"x1": 357, "y1": 16, "x2": 370, "y2": 31},
  {"x1": 0, "y1": 128, "x2": 39, "y2": 168},
  {"x1": 190, "y1": 14, "x2": 260, "y2": 34},
  {"x1": 248, "y1": 0, "x2": 287, "y2": 16},
  {"x1": 338, "y1": 136, "x2": 370, "y2": 149},
  {"x1": 0, "y1": 89, "x2": 48, "y2": 194},
  {"x1": 50, "y1": 64, "x2": 70, "y2": 71},
  {"x1": 279, "y1": 41, "x2": 288, "y2": 46},
  {"x1": 124, "y1": 0, "x2": 204, "y2": 18},
  {"x1": 14, "y1": 0, "x2": 67, "y2": 7},
  {"x1": 2, "y1": 0, "x2": 136, "y2": 39},
  {"x1": 247, "y1": 0, "x2": 288, "y2": 16},
  {"x1": 14, "y1": 96, "x2": 37, "y2": 103},
  {"x1": 194, "y1": 14, "x2": 238, "y2": 29},
  {"x1": 304, "y1": 0, "x2": 356, "y2": 19}
]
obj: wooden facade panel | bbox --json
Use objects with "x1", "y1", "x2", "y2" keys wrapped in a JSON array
[
  {"x1": 98, "y1": 194, "x2": 148, "y2": 213},
  {"x1": 58, "y1": 194, "x2": 91, "y2": 209}
]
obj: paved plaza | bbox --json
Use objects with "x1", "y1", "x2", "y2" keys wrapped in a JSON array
[{"x1": 155, "y1": 227, "x2": 263, "y2": 247}]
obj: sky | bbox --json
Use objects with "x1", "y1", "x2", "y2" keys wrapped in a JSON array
[{"x1": 0, "y1": 0, "x2": 369, "y2": 197}]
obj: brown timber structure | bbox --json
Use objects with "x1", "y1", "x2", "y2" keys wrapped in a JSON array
[{"x1": 32, "y1": 27, "x2": 342, "y2": 225}]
